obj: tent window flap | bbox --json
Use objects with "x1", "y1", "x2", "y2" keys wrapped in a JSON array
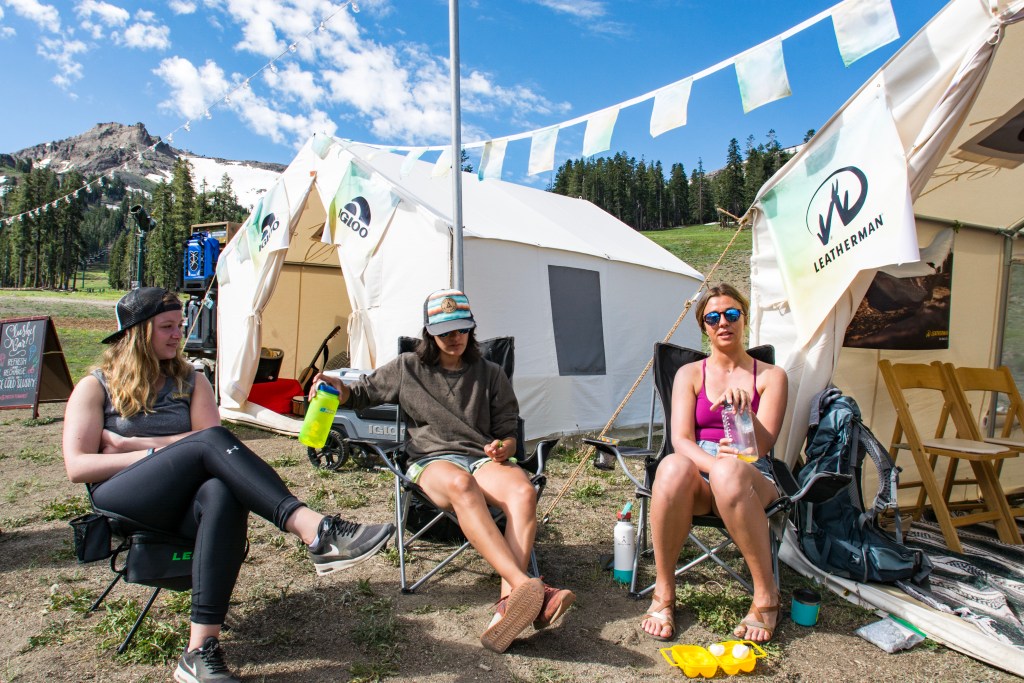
[{"x1": 548, "y1": 265, "x2": 606, "y2": 376}]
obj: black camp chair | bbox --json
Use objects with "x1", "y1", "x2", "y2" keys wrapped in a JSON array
[
  {"x1": 585, "y1": 342, "x2": 849, "y2": 598},
  {"x1": 75, "y1": 488, "x2": 197, "y2": 654},
  {"x1": 348, "y1": 336, "x2": 559, "y2": 593}
]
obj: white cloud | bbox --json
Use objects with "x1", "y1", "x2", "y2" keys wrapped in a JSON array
[
  {"x1": 75, "y1": 0, "x2": 128, "y2": 39},
  {"x1": 134, "y1": 8, "x2": 155, "y2": 22},
  {"x1": 169, "y1": 0, "x2": 196, "y2": 14},
  {"x1": 6, "y1": 0, "x2": 60, "y2": 31},
  {"x1": 154, "y1": 56, "x2": 230, "y2": 119},
  {"x1": 0, "y1": 6, "x2": 14, "y2": 37},
  {"x1": 262, "y1": 62, "x2": 323, "y2": 109},
  {"x1": 150, "y1": 0, "x2": 566, "y2": 148},
  {"x1": 122, "y1": 21, "x2": 170, "y2": 49},
  {"x1": 527, "y1": 0, "x2": 606, "y2": 19},
  {"x1": 37, "y1": 36, "x2": 87, "y2": 89}
]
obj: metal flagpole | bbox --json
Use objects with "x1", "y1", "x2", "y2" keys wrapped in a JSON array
[{"x1": 449, "y1": 0, "x2": 464, "y2": 289}]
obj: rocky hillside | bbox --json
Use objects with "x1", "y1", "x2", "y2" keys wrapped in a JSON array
[{"x1": 2, "y1": 122, "x2": 286, "y2": 208}]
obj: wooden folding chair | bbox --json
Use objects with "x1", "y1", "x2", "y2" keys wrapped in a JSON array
[
  {"x1": 939, "y1": 363, "x2": 1024, "y2": 521},
  {"x1": 877, "y1": 360, "x2": 1021, "y2": 552}
]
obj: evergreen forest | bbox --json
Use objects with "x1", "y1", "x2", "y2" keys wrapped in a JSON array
[
  {"x1": 549, "y1": 131, "x2": 798, "y2": 230},
  {"x1": 0, "y1": 158, "x2": 249, "y2": 291}
]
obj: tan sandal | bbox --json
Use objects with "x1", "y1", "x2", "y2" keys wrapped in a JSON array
[
  {"x1": 480, "y1": 578, "x2": 544, "y2": 653},
  {"x1": 640, "y1": 598, "x2": 676, "y2": 642},
  {"x1": 733, "y1": 599, "x2": 780, "y2": 644}
]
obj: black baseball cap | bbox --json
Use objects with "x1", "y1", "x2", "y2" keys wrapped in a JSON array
[{"x1": 102, "y1": 287, "x2": 183, "y2": 344}]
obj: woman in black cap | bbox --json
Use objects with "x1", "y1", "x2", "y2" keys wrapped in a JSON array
[
  {"x1": 62, "y1": 287, "x2": 395, "y2": 683},
  {"x1": 311, "y1": 288, "x2": 574, "y2": 655}
]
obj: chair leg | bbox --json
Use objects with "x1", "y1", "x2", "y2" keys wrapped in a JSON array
[
  {"x1": 629, "y1": 497, "x2": 648, "y2": 597},
  {"x1": 117, "y1": 587, "x2": 161, "y2": 654},
  {"x1": 970, "y1": 460, "x2": 1023, "y2": 545},
  {"x1": 90, "y1": 572, "x2": 123, "y2": 613},
  {"x1": 394, "y1": 484, "x2": 411, "y2": 593}
]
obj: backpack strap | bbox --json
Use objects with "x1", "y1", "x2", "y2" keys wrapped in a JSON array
[{"x1": 857, "y1": 418, "x2": 906, "y2": 543}]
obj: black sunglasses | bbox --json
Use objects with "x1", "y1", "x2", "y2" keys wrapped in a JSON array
[
  {"x1": 703, "y1": 308, "x2": 742, "y2": 326},
  {"x1": 438, "y1": 328, "x2": 472, "y2": 339}
]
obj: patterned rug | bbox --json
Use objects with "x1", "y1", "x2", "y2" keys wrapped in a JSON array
[{"x1": 897, "y1": 518, "x2": 1024, "y2": 650}]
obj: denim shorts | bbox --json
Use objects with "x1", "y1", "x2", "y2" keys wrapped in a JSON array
[
  {"x1": 697, "y1": 439, "x2": 778, "y2": 487},
  {"x1": 406, "y1": 453, "x2": 517, "y2": 483}
]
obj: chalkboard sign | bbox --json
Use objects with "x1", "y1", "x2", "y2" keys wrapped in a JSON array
[{"x1": 0, "y1": 316, "x2": 74, "y2": 417}]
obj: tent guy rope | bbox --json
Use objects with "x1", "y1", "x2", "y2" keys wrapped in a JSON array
[{"x1": 541, "y1": 209, "x2": 749, "y2": 524}]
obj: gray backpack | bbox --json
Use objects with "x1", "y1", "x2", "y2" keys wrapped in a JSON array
[{"x1": 795, "y1": 387, "x2": 932, "y2": 584}]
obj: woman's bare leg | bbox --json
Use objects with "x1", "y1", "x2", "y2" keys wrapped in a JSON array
[
  {"x1": 417, "y1": 461, "x2": 532, "y2": 590},
  {"x1": 709, "y1": 457, "x2": 781, "y2": 642},
  {"x1": 473, "y1": 462, "x2": 537, "y2": 597},
  {"x1": 644, "y1": 453, "x2": 712, "y2": 639}
]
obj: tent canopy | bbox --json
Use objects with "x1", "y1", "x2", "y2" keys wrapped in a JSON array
[
  {"x1": 747, "y1": 0, "x2": 1024, "y2": 674},
  {"x1": 216, "y1": 138, "x2": 703, "y2": 441}
]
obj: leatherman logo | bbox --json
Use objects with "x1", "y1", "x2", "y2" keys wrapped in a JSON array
[
  {"x1": 226, "y1": 446, "x2": 239, "y2": 455},
  {"x1": 805, "y1": 166, "x2": 868, "y2": 246}
]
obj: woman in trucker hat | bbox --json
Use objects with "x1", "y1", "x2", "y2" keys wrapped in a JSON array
[
  {"x1": 310, "y1": 288, "x2": 575, "y2": 654},
  {"x1": 62, "y1": 287, "x2": 395, "y2": 682}
]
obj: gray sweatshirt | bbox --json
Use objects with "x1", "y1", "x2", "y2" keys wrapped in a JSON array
[{"x1": 344, "y1": 352, "x2": 519, "y2": 464}]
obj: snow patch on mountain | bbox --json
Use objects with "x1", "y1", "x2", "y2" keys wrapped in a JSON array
[{"x1": 185, "y1": 156, "x2": 281, "y2": 211}]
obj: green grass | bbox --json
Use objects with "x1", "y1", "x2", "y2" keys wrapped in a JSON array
[
  {"x1": 55, "y1": 327, "x2": 108, "y2": 381},
  {"x1": 40, "y1": 495, "x2": 91, "y2": 521},
  {"x1": 94, "y1": 597, "x2": 188, "y2": 665},
  {"x1": 48, "y1": 587, "x2": 96, "y2": 614},
  {"x1": 349, "y1": 582, "x2": 401, "y2": 682},
  {"x1": 570, "y1": 481, "x2": 605, "y2": 503},
  {"x1": 645, "y1": 223, "x2": 752, "y2": 271}
]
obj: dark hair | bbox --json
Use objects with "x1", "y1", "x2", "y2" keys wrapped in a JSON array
[
  {"x1": 695, "y1": 283, "x2": 749, "y2": 336},
  {"x1": 415, "y1": 326, "x2": 481, "y2": 366}
]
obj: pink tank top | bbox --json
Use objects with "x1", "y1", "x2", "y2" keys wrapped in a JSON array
[{"x1": 694, "y1": 359, "x2": 760, "y2": 443}]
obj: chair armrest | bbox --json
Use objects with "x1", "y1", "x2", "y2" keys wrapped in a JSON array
[
  {"x1": 582, "y1": 438, "x2": 649, "y2": 491},
  {"x1": 346, "y1": 438, "x2": 407, "y2": 481},
  {"x1": 519, "y1": 438, "x2": 559, "y2": 476}
]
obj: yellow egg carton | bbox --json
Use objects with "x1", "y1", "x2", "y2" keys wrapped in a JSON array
[{"x1": 659, "y1": 639, "x2": 767, "y2": 678}]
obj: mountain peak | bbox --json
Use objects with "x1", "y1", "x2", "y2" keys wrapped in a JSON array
[{"x1": 4, "y1": 122, "x2": 286, "y2": 209}]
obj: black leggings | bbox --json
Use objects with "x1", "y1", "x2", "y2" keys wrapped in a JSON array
[{"x1": 90, "y1": 426, "x2": 305, "y2": 625}]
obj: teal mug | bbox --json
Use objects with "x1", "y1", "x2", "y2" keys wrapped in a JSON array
[{"x1": 791, "y1": 588, "x2": 821, "y2": 627}]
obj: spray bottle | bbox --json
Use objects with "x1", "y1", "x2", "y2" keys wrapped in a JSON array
[{"x1": 613, "y1": 501, "x2": 635, "y2": 584}]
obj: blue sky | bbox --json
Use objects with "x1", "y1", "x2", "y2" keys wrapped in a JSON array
[{"x1": 0, "y1": 0, "x2": 944, "y2": 186}]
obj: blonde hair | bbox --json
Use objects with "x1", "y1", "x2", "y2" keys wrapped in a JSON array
[
  {"x1": 98, "y1": 293, "x2": 191, "y2": 417},
  {"x1": 694, "y1": 283, "x2": 749, "y2": 337}
]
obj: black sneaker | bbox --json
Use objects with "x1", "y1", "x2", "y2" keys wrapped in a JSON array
[
  {"x1": 308, "y1": 515, "x2": 395, "y2": 575},
  {"x1": 174, "y1": 636, "x2": 238, "y2": 683}
]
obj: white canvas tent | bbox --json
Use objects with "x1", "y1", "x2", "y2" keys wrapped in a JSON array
[
  {"x1": 215, "y1": 137, "x2": 703, "y2": 440},
  {"x1": 747, "y1": 0, "x2": 1024, "y2": 673},
  {"x1": 750, "y1": 0, "x2": 1024, "y2": 483}
]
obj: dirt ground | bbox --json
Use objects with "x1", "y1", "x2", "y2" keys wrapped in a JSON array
[{"x1": 0, "y1": 403, "x2": 1019, "y2": 683}]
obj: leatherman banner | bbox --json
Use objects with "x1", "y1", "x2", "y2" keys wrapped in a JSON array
[
  {"x1": 324, "y1": 161, "x2": 400, "y2": 277},
  {"x1": 757, "y1": 91, "x2": 918, "y2": 343}
]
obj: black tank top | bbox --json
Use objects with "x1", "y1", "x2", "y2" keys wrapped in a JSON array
[{"x1": 92, "y1": 369, "x2": 194, "y2": 437}]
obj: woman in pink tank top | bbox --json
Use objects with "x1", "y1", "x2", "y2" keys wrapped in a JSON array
[{"x1": 639, "y1": 284, "x2": 788, "y2": 646}]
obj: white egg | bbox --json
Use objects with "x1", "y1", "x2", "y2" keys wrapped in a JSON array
[
  {"x1": 709, "y1": 643, "x2": 725, "y2": 657},
  {"x1": 732, "y1": 643, "x2": 750, "y2": 659}
]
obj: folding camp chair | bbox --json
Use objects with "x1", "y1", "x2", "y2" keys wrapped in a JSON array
[
  {"x1": 77, "y1": 489, "x2": 196, "y2": 654},
  {"x1": 585, "y1": 342, "x2": 847, "y2": 598},
  {"x1": 878, "y1": 359, "x2": 1022, "y2": 552},
  {"x1": 348, "y1": 336, "x2": 559, "y2": 593}
]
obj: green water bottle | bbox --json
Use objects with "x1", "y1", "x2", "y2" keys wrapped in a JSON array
[{"x1": 299, "y1": 383, "x2": 340, "y2": 448}]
